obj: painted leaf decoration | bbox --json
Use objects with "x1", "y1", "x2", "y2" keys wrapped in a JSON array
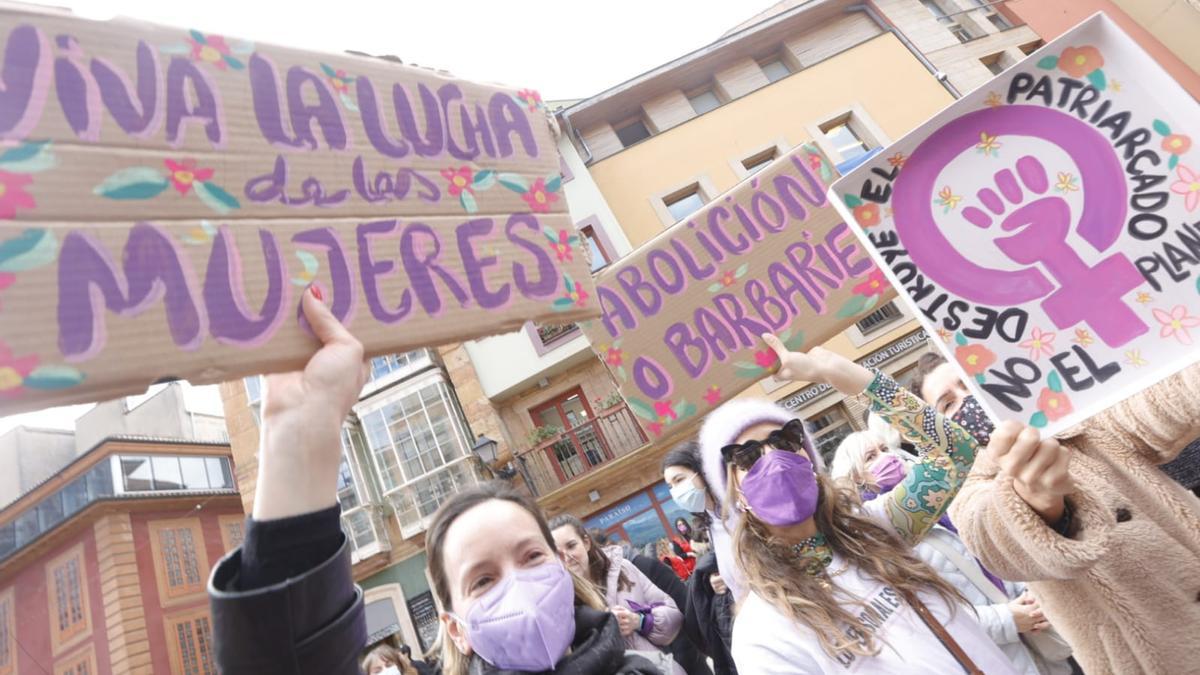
[
  {"x1": 1169, "y1": 155, "x2": 1180, "y2": 170},
  {"x1": 474, "y1": 170, "x2": 496, "y2": 189},
  {"x1": 672, "y1": 400, "x2": 690, "y2": 417},
  {"x1": 159, "y1": 44, "x2": 191, "y2": 55},
  {"x1": 784, "y1": 331, "x2": 806, "y2": 351},
  {"x1": 863, "y1": 294, "x2": 879, "y2": 312},
  {"x1": 843, "y1": 194, "x2": 863, "y2": 208},
  {"x1": 340, "y1": 92, "x2": 360, "y2": 113},
  {"x1": 0, "y1": 228, "x2": 58, "y2": 273},
  {"x1": 615, "y1": 366, "x2": 627, "y2": 381},
  {"x1": 1152, "y1": 119, "x2": 1172, "y2": 136},
  {"x1": 955, "y1": 332, "x2": 968, "y2": 347},
  {"x1": 94, "y1": 167, "x2": 168, "y2": 198},
  {"x1": 195, "y1": 181, "x2": 241, "y2": 214},
  {"x1": 1196, "y1": 274, "x2": 1200, "y2": 295},
  {"x1": 975, "y1": 373, "x2": 986, "y2": 384},
  {"x1": 552, "y1": 298, "x2": 575, "y2": 310},
  {"x1": 735, "y1": 263, "x2": 750, "y2": 278},
  {"x1": 543, "y1": 226, "x2": 559, "y2": 242},
  {"x1": 707, "y1": 283, "x2": 724, "y2": 293},
  {"x1": 545, "y1": 175, "x2": 563, "y2": 193},
  {"x1": 189, "y1": 29, "x2": 206, "y2": 44},
  {"x1": 291, "y1": 249, "x2": 320, "y2": 285},
  {"x1": 1086, "y1": 69, "x2": 1107, "y2": 91},
  {"x1": 0, "y1": 140, "x2": 49, "y2": 165},
  {"x1": 627, "y1": 398, "x2": 657, "y2": 422},
  {"x1": 1048, "y1": 370, "x2": 1063, "y2": 393},
  {"x1": 223, "y1": 55, "x2": 245, "y2": 70},
  {"x1": 1036, "y1": 56, "x2": 1059, "y2": 70},
  {"x1": 23, "y1": 365, "x2": 85, "y2": 390},
  {"x1": 1029, "y1": 411, "x2": 1049, "y2": 428},
  {"x1": 682, "y1": 403, "x2": 698, "y2": 419},
  {"x1": 320, "y1": 63, "x2": 338, "y2": 78},
  {"x1": 835, "y1": 294, "x2": 867, "y2": 318},
  {"x1": 460, "y1": 191, "x2": 478, "y2": 214},
  {"x1": 563, "y1": 275, "x2": 575, "y2": 293},
  {"x1": 497, "y1": 172, "x2": 529, "y2": 192}
]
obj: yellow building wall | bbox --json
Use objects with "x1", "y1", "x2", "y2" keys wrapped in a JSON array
[{"x1": 588, "y1": 33, "x2": 953, "y2": 249}]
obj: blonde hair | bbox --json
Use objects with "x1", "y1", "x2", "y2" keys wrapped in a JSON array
[
  {"x1": 830, "y1": 430, "x2": 893, "y2": 492},
  {"x1": 729, "y1": 464, "x2": 966, "y2": 660}
]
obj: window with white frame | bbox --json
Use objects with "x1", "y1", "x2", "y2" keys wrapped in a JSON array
[
  {"x1": 968, "y1": 0, "x2": 1013, "y2": 30},
  {"x1": 820, "y1": 115, "x2": 877, "y2": 163},
  {"x1": 663, "y1": 184, "x2": 707, "y2": 223},
  {"x1": 921, "y1": 0, "x2": 976, "y2": 43},
  {"x1": 338, "y1": 426, "x2": 383, "y2": 556},
  {"x1": 243, "y1": 377, "x2": 262, "y2": 426},
  {"x1": 741, "y1": 147, "x2": 779, "y2": 175},
  {"x1": 614, "y1": 118, "x2": 652, "y2": 148},
  {"x1": 361, "y1": 379, "x2": 478, "y2": 536},
  {"x1": 369, "y1": 352, "x2": 423, "y2": 382},
  {"x1": 855, "y1": 301, "x2": 904, "y2": 336},
  {"x1": 758, "y1": 56, "x2": 793, "y2": 83}
]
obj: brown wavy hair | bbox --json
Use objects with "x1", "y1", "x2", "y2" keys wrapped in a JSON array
[
  {"x1": 732, "y1": 468, "x2": 968, "y2": 660},
  {"x1": 548, "y1": 513, "x2": 633, "y2": 593}
]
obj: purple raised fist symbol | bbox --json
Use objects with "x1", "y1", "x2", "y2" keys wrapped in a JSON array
[{"x1": 892, "y1": 105, "x2": 1149, "y2": 348}]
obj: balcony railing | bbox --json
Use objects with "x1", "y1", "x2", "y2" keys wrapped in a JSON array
[
  {"x1": 341, "y1": 505, "x2": 391, "y2": 564},
  {"x1": 515, "y1": 404, "x2": 647, "y2": 496}
]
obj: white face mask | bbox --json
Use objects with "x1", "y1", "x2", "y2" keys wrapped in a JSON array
[
  {"x1": 379, "y1": 666, "x2": 402, "y2": 675},
  {"x1": 670, "y1": 477, "x2": 707, "y2": 513}
]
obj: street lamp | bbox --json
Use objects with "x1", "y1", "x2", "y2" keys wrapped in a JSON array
[{"x1": 472, "y1": 435, "x2": 516, "y2": 479}]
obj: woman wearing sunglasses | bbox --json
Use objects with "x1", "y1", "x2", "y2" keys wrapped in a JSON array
[{"x1": 701, "y1": 334, "x2": 1018, "y2": 674}]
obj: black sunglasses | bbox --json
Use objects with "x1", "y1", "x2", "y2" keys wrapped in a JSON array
[{"x1": 721, "y1": 419, "x2": 806, "y2": 472}]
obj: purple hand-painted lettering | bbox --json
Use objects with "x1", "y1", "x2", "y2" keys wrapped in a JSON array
[
  {"x1": 0, "y1": 25, "x2": 52, "y2": 140},
  {"x1": 91, "y1": 42, "x2": 162, "y2": 137},
  {"x1": 204, "y1": 227, "x2": 289, "y2": 346}
]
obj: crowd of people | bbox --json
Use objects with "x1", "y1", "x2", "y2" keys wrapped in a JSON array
[{"x1": 207, "y1": 288, "x2": 1200, "y2": 674}]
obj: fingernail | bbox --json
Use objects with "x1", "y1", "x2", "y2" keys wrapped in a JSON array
[{"x1": 309, "y1": 283, "x2": 324, "y2": 301}]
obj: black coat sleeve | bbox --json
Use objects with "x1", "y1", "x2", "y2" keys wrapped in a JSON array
[
  {"x1": 209, "y1": 508, "x2": 366, "y2": 675},
  {"x1": 631, "y1": 554, "x2": 688, "y2": 611}
]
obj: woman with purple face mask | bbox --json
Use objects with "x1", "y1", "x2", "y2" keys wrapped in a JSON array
[
  {"x1": 832, "y1": 432, "x2": 1071, "y2": 675},
  {"x1": 709, "y1": 334, "x2": 1019, "y2": 674},
  {"x1": 426, "y1": 483, "x2": 663, "y2": 675}
]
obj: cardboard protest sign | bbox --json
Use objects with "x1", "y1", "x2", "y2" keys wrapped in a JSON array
[
  {"x1": 0, "y1": 7, "x2": 597, "y2": 414},
  {"x1": 582, "y1": 145, "x2": 895, "y2": 439},
  {"x1": 831, "y1": 13, "x2": 1200, "y2": 435}
]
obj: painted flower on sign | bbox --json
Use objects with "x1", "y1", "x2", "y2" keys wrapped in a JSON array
[
  {"x1": 1137, "y1": 292, "x2": 1153, "y2": 305},
  {"x1": 647, "y1": 421, "x2": 664, "y2": 437},
  {"x1": 1019, "y1": 327, "x2": 1056, "y2": 361},
  {"x1": 605, "y1": 346, "x2": 624, "y2": 367},
  {"x1": 954, "y1": 344, "x2": 996, "y2": 377},
  {"x1": 975, "y1": 132, "x2": 1001, "y2": 157},
  {"x1": 516, "y1": 89, "x2": 543, "y2": 112},
  {"x1": 0, "y1": 340, "x2": 37, "y2": 394},
  {"x1": 853, "y1": 203, "x2": 881, "y2": 228},
  {"x1": 1162, "y1": 134, "x2": 1192, "y2": 156},
  {"x1": 326, "y1": 68, "x2": 353, "y2": 93},
  {"x1": 0, "y1": 171, "x2": 36, "y2": 220},
  {"x1": 1073, "y1": 328, "x2": 1094, "y2": 347},
  {"x1": 719, "y1": 270, "x2": 738, "y2": 287},
  {"x1": 935, "y1": 186, "x2": 962, "y2": 212},
  {"x1": 654, "y1": 400, "x2": 678, "y2": 423},
  {"x1": 888, "y1": 152, "x2": 907, "y2": 168},
  {"x1": 1153, "y1": 305, "x2": 1200, "y2": 345},
  {"x1": 522, "y1": 177, "x2": 559, "y2": 213},
  {"x1": 1055, "y1": 172, "x2": 1078, "y2": 193},
  {"x1": 853, "y1": 269, "x2": 888, "y2": 298},
  {"x1": 1170, "y1": 164, "x2": 1200, "y2": 212},
  {"x1": 703, "y1": 386, "x2": 722, "y2": 406},
  {"x1": 441, "y1": 167, "x2": 475, "y2": 198},
  {"x1": 1058, "y1": 46, "x2": 1103, "y2": 78},
  {"x1": 164, "y1": 159, "x2": 215, "y2": 196},
  {"x1": 568, "y1": 285, "x2": 589, "y2": 308},
  {"x1": 1125, "y1": 349, "x2": 1148, "y2": 368},
  {"x1": 936, "y1": 328, "x2": 952, "y2": 344},
  {"x1": 754, "y1": 350, "x2": 779, "y2": 370},
  {"x1": 187, "y1": 32, "x2": 244, "y2": 70},
  {"x1": 1036, "y1": 387, "x2": 1073, "y2": 422},
  {"x1": 984, "y1": 91, "x2": 1003, "y2": 108},
  {"x1": 550, "y1": 230, "x2": 574, "y2": 263}
]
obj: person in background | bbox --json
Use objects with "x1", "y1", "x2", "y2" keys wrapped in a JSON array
[
  {"x1": 669, "y1": 518, "x2": 698, "y2": 579},
  {"x1": 597, "y1": 531, "x2": 712, "y2": 675},
  {"x1": 398, "y1": 644, "x2": 436, "y2": 675},
  {"x1": 427, "y1": 482, "x2": 661, "y2": 675},
  {"x1": 703, "y1": 334, "x2": 1020, "y2": 673},
  {"x1": 550, "y1": 515, "x2": 686, "y2": 675},
  {"x1": 209, "y1": 288, "x2": 368, "y2": 675},
  {"x1": 662, "y1": 442, "x2": 738, "y2": 675},
  {"x1": 833, "y1": 431, "x2": 1072, "y2": 675},
  {"x1": 363, "y1": 644, "x2": 418, "y2": 675},
  {"x1": 656, "y1": 539, "x2": 690, "y2": 581},
  {"x1": 911, "y1": 352, "x2": 1200, "y2": 674}
]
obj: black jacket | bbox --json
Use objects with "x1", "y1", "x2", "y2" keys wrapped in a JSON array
[
  {"x1": 210, "y1": 533, "x2": 365, "y2": 674},
  {"x1": 467, "y1": 606, "x2": 660, "y2": 675},
  {"x1": 627, "y1": 552, "x2": 712, "y2": 675},
  {"x1": 683, "y1": 553, "x2": 737, "y2": 675}
]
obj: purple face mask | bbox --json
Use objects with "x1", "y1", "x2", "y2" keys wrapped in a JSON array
[
  {"x1": 740, "y1": 449, "x2": 818, "y2": 526},
  {"x1": 870, "y1": 453, "x2": 907, "y2": 492},
  {"x1": 952, "y1": 395, "x2": 995, "y2": 447},
  {"x1": 456, "y1": 562, "x2": 576, "y2": 671}
]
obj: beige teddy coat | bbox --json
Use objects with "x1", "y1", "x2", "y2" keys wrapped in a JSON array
[{"x1": 949, "y1": 363, "x2": 1200, "y2": 675}]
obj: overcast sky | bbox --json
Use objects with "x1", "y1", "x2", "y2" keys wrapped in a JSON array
[{"x1": 0, "y1": 0, "x2": 775, "y2": 434}]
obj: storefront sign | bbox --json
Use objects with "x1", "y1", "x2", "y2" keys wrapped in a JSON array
[
  {"x1": 832, "y1": 14, "x2": 1200, "y2": 434},
  {"x1": 582, "y1": 144, "x2": 895, "y2": 440},
  {"x1": 0, "y1": 7, "x2": 597, "y2": 414},
  {"x1": 586, "y1": 491, "x2": 653, "y2": 530},
  {"x1": 778, "y1": 329, "x2": 929, "y2": 412}
]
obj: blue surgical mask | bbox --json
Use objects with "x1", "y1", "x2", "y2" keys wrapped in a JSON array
[{"x1": 670, "y1": 479, "x2": 707, "y2": 514}]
